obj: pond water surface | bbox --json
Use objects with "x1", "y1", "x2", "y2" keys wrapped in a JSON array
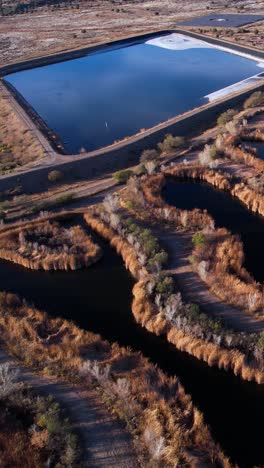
[
  {"x1": 5, "y1": 33, "x2": 263, "y2": 153},
  {"x1": 0, "y1": 219, "x2": 263, "y2": 467}
]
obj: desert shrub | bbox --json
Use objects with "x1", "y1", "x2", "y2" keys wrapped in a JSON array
[
  {"x1": 48, "y1": 170, "x2": 64, "y2": 183},
  {"x1": 158, "y1": 134, "x2": 185, "y2": 154},
  {"x1": 243, "y1": 91, "x2": 264, "y2": 109},
  {"x1": 217, "y1": 109, "x2": 236, "y2": 126},
  {"x1": 199, "y1": 144, "x2": 218, "y2": 167},
  {"x1": 0, "y1": 385, "x2": 80, "y2": 466},
  {"x1": 192, "y1": 232, "x2": 205, "y2": 247},
  {"x1": 55, "y1": 192, "x2": 74, "y2": 205},
  {"x1": 257, "y1": 332, "x2": 264, "y2": 351},
  {"x1": 140, "y1": 149, "x2": 159, "y2": 163},
  {"x1": 113, "y1": 169, "x2": 134, "y2": 184},
  {"x1": 155, "y1": 275, "x2": 174, "y2": 296}
]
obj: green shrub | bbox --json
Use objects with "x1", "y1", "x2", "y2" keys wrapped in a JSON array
[
  {"x1": 158, "y1": 134, "x2": 185, "y2": 154},
  {"x1": 217, "y1": 109, "x2": 236, "y2": 126},
  {"x1": 55, "y1": 192, "x2": 75, "y2": 205},
  {"x1": 134, "y1": 164, "x2": 147, "y2": 176},
  {"x1": 113, "y1": 169, "x2": 134, "y2": 184},
  {"x1": 147, "y1": 251, "x2": 168, "y2": 268},
  {"x1": 48, "y1": 170, "x2": 64, "y2": 183},
  {"x1": 144, "y1": 237, "x2": 159, "y2": 257},
  {"x1": 155, "y1": 275, "x2": 174, "y2": 296},
  {"x1": 192, "y1": 232, "x2": 205, "y2": 247},
  {"x1": 243, "y1": 91, "x2": 264, "y2": 110},
  {"x1": 257, "y1": 332, "x2": 264, "y2": 351},
  {"x1": 140, "y1": 149, "x2": 159, "y2": 163}
]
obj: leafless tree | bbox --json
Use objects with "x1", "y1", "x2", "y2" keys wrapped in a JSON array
[{"x1": 0, "y1": 362, "x2": 19, "y2": 398}]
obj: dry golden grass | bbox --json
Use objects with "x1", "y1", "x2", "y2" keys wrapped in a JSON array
[
  {"x1": 0, "y1": 289, "x2": 228, "y2": 466},
  {"x1": 123, "y1": 173, "x2": 212, "y2": 229},
  {"x1": 0, "y1": 218, "x2": 102, "y2": 270},
  {"x1": 0, "y1": 96, "x2": 45, "y2": 173},
  {"x1": 143, "y1": 165, "x2": 264, "y2": 318},
  {"x1": 84, "y1": 211, "x2": 264, "y2": 384},
  {"x1": 192, "y1": 227, "x2": 263, "y2": 317}
]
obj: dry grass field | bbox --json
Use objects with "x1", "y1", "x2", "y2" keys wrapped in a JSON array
[
  {"x1": 0, "y1": 0, "x2": 263, "y2": 67},
  {"x1": 0, "y1": 96, "x2": 46, "y2": 173}
]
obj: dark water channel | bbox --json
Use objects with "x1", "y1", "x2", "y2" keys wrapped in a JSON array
[
  {"x1": 163, "y1": 178, "x2": 264, "y2": 284},
  {"x1": 241, "y1": 141, "x2": 264, "y2": 161},
  {"x1": 0, "y1": 219, "x2": 263, "y2": 466}
]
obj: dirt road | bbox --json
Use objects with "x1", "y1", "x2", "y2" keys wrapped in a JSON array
[{"x1": 0, "y1": 348, "x2": 139, "y2": 467}]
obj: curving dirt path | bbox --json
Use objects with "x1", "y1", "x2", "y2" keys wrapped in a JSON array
[
  {"x1": 153, "y1": 226, "x2": 264, "y2": 333},
  {"x1": 0, "y1": 348, "x2": 139, "y2": 468}
]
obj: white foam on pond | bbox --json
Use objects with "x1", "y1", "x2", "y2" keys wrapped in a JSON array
[
  {"x1": 146, "y1": 33, "x2": 213, "y2": 51},
  {"x1": 146, "y1": 33, "x2": 264, "y2": 69},
  {"x1": 205, "y1": 74, "x2": 264, "y2": 102}
]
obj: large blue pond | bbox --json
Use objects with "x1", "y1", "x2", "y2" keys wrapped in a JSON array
[{"x1": 5, "y1": 33, "x2": 263, "y2": 153}]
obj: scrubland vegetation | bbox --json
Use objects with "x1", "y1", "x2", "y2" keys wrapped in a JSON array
[
  {"x1": 191, "y1": 227, "x2": 264, "y2": 317},
  {"x1": 148, "y1": 165, "x2": 264, "y2": 318},
  {"x1": 0, "y1": 218, "x2": 102, "y2": 270},
  {"x1": 0, "y1": 96, "x2": 46, "y2": 173},
  {"x1": 0, "y1": 291, "x2": 228, "y2": 466},
  {"x1": 0, "y1": 368, "x2": 80, "y2": 466},
  {"x1": 84, "y1": 200, "x2": 264, "y2": 384},
  {"x1": 122, "y1": 174, "x2": 212, "y2": 230},
  {"x1": 244, "y1": 91, "x2": 264, "y2": 110},
  {"x1": 158, "y1": 134, "x2": 185, "y2": 155}
]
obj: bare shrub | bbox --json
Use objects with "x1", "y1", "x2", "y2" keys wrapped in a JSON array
[
  {"x1": 244, "y1": 91, "x2": 264, "y2": 109},
  {"x1": 103, "y1": 194, "x2": 120, "y2": 213},
  {"x1": 0, "y1": 362, "x2": 19, "y2": 398}
]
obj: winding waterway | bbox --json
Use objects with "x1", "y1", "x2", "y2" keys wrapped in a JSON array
[
  {"x1": 241, "y1": 141, "x2": 264, "y2": 160},
  {"x1": 0, "y1": 217, "x2": 263, "y2": 467},
  {"x1": 163, "y1": 177, "x2": 264, "y2": 283}
]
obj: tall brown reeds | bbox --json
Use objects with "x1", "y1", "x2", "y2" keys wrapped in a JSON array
[
  {"x1": 0, "y1": 290, "x2": 228, "y2": 467},
  {"x1": 0, "y1": 219, "x2": 102, "y2": 270},
  {"x1": 84, "y1": 211, "x2": 264, "y2": 384}
]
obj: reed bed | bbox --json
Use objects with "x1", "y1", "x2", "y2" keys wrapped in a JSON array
[
  {"x1": 0, "y1": 219, "x2": 102, "y2": 270},
  {"x1": 84, "y1": 210, "x2": 264, "y2": 384},
  {"x1": 0, "y1": 290, "x2": 228, "y2": 467},
  {"x1": 137, "y1": 167, "x2": 264, "y2": 319}
]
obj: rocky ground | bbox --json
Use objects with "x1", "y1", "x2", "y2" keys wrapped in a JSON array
[{"x1": 0, "y1": 0, "x2": 263, "y2": 67}]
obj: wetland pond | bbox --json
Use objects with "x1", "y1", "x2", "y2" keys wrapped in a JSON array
[
  {"x1": 163, "y1": 177, "x2": 264, "y2": 283},
  {"x1": 4, "y1": 33, "x2": 263, "y2": 153},
  {"x1": 0, "y1": 218, "x2": 263, "y2": 467}
]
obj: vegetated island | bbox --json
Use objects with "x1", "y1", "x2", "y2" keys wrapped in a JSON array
[
  {"x1": 0, "y1": 290, "x2": 229, "y2": 467},
  {"x1": 84, "y1": 182, "x2": 264, "y2": 384},
  {"x1": 0, "y1": 219, "x2": 102, "y2": 270}
]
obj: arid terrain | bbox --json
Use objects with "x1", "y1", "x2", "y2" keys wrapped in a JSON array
[
  {"x1": 0, "y1": 0, "x2": 263, "y2": 66},
  {"x1": 1, "y1": 1, "x2": 264, "y2": 466}
]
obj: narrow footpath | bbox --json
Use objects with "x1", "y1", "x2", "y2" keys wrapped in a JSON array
[
  {"x1": 155, "y1": 226, "x2": 264, "y2": 333},
  {"x1": 0, "y1": 348, "x2": 139, "y2": 468}
]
